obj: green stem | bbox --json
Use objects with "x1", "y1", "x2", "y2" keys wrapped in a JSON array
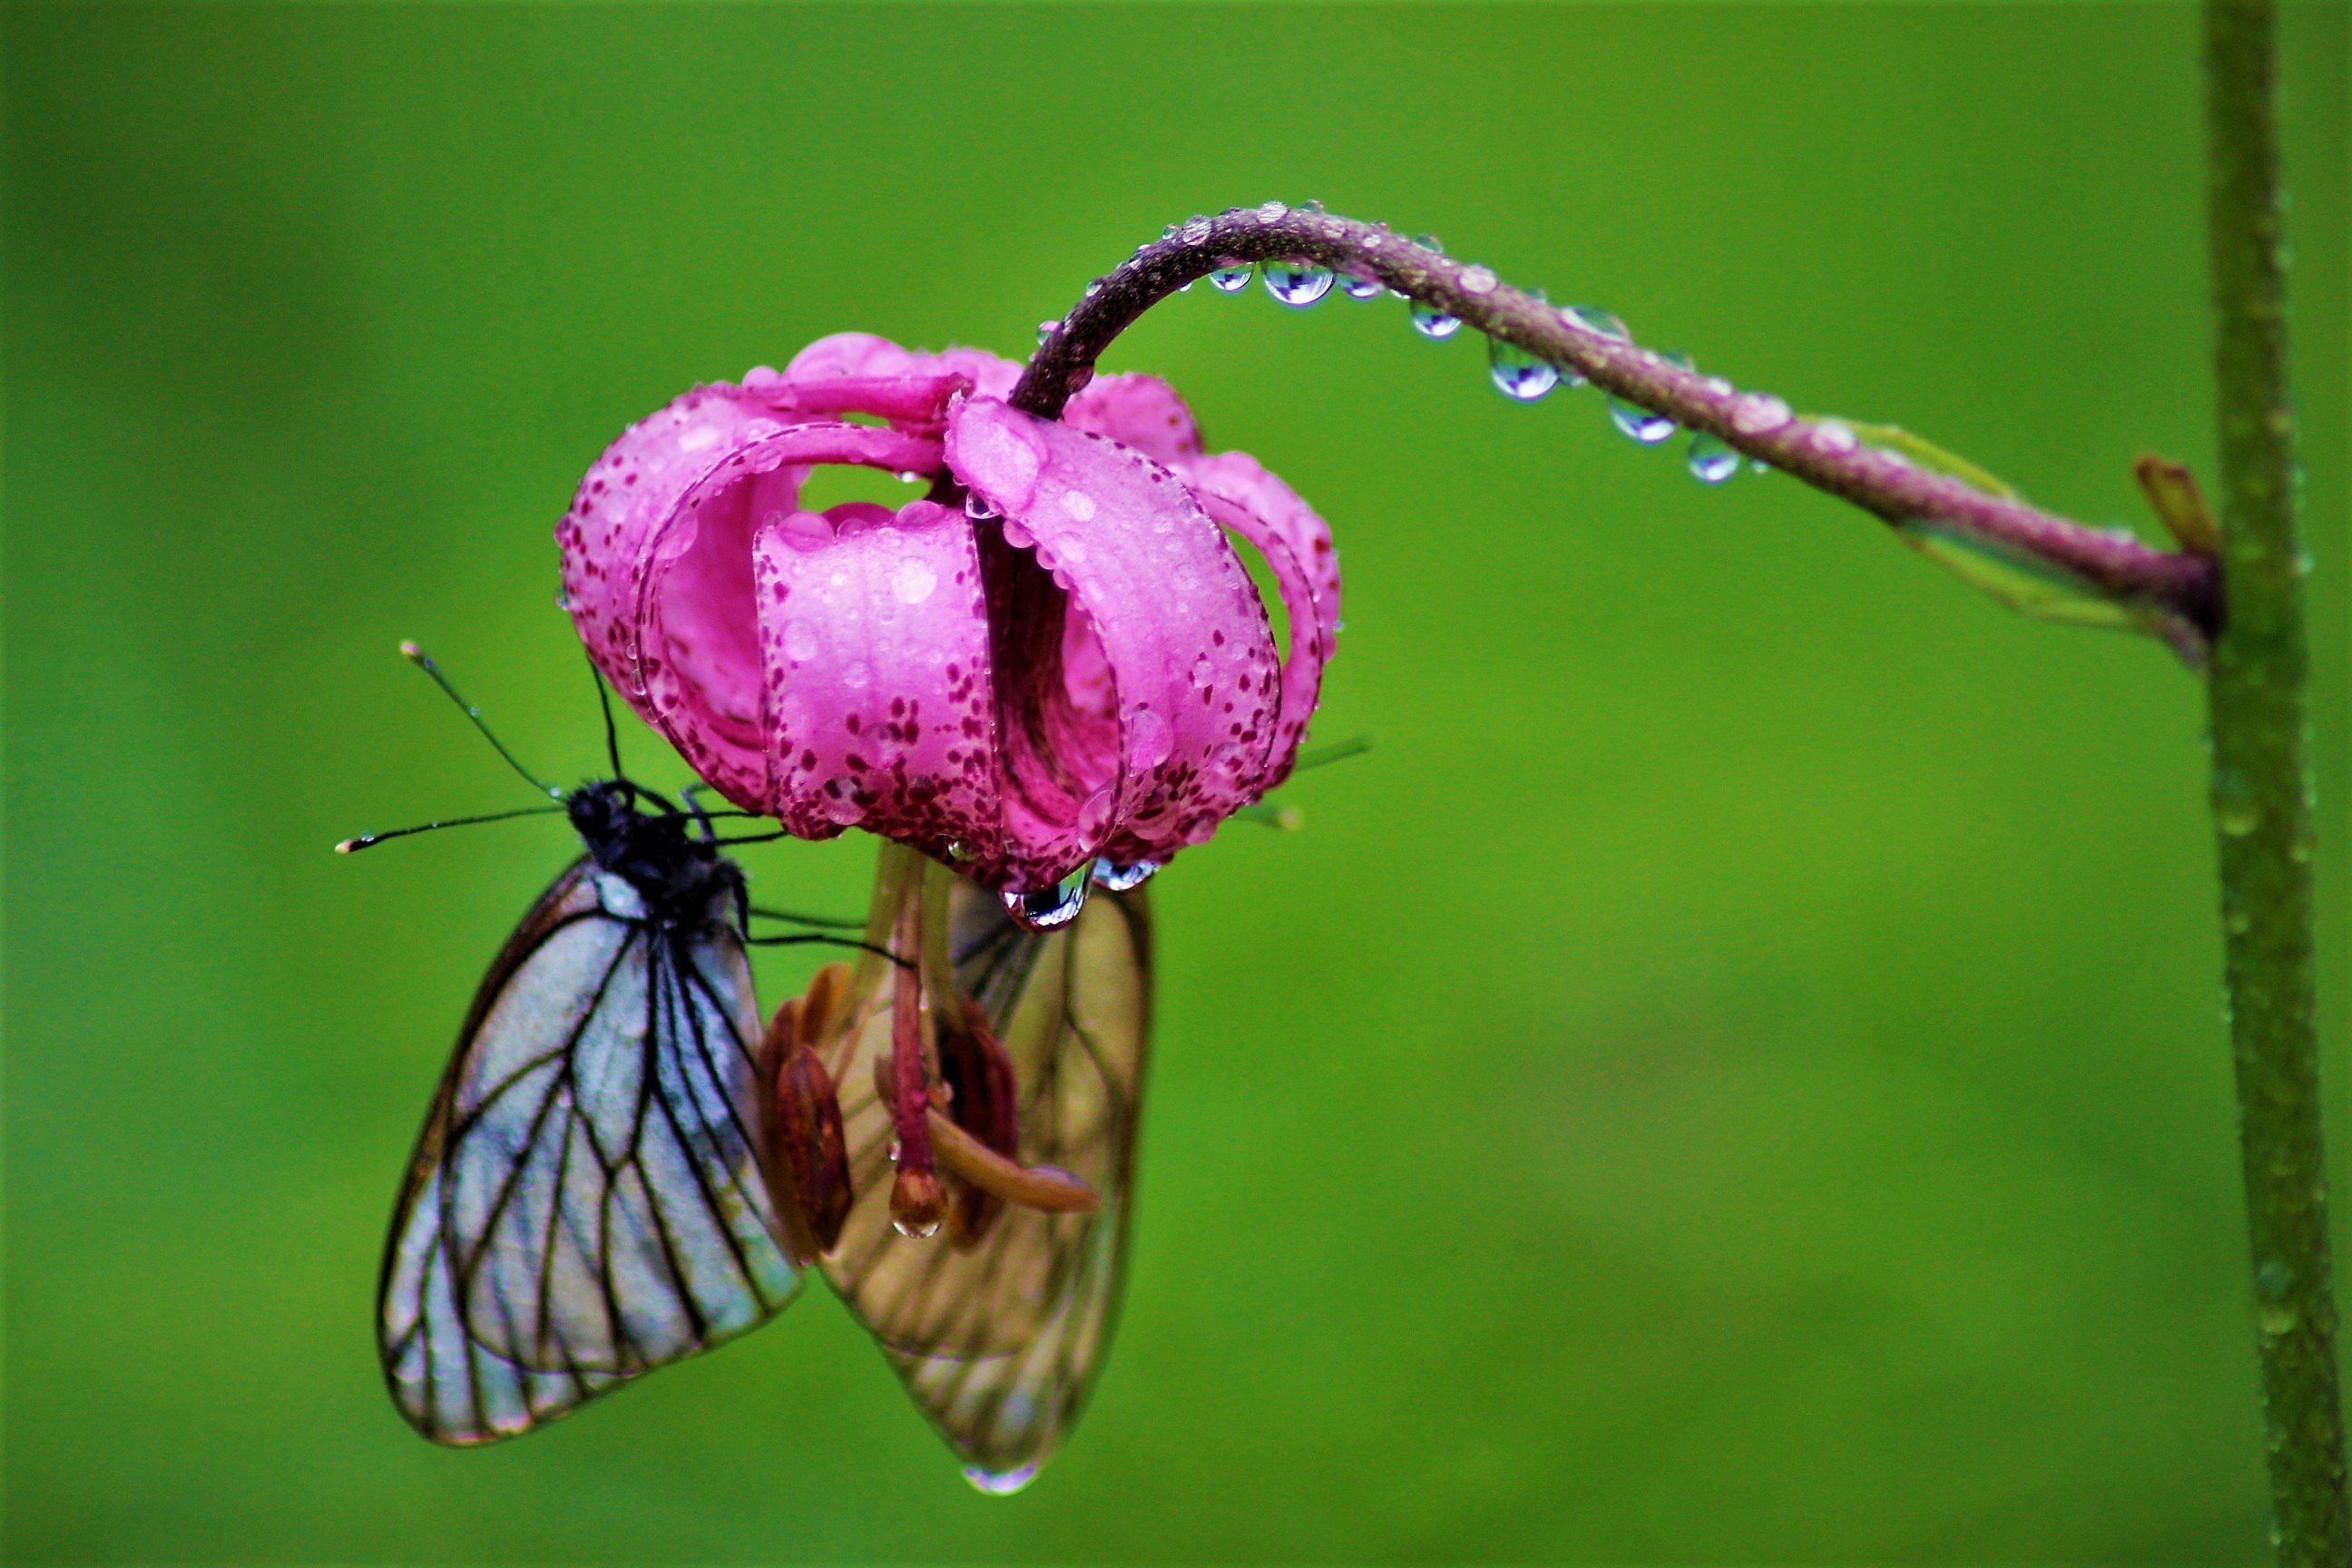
[{"x1": 2202, "y1": 0, "x2": 2345, "y2": 1559}]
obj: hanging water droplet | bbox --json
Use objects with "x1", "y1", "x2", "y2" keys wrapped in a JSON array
[
  {"x1": 1410, "y1": 305, "x2": 1462, "y2": 339},
  {"x1": 1004, "y1": 865, "x2": 1091, "y2": 931},
  {"x1": 1688, "y1": 431, "x2": 1740, "y2": 484},
  {"x1": 964, "y1": 1464, "x2": 1040, "y2": 1496},
  {"x1": 1607, "y1": 397, "x2": 1676, "y2": 445},
  {"x1": 1262, "y1": 259, "x2": 1334, "y2": 307},
  {"x1": 1092, "y1": 858, "x2": 1161, "y2": 893},
  {"x1": 893, "y1": 1211, "x2": 941, "y2": 1240},
  {"x1": 1209, "y1": 260, "x2": 1254, "y2": 293},
  {"x1": 1564, "y1": 305, "x2": 1631, "y2": 341},
  {"x1": 1340, "y1": 273, "x2": 1382, "y2": 300},
  {"x1": 964, "y1": 494, "x2": 998, "y2": 521},
  {"x1": 1036, "y1": 319, "x2": 1061, "y2": 344},
  {"x1": 1487, "y1": 337, "x2": 1558, "y2": 402}
]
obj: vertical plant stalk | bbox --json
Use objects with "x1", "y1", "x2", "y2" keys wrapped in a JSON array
[{"x1": 2204, "y1": 0, "x2": 2346, "y2": 1559}]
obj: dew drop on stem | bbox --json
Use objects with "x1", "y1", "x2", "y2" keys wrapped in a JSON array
[
  {"x1": 1688, "y1": 431, "x2": 1740, "y2": 484},
  {"x1": 1262, "y1": 259, "x2": 1334, "y2": 307},
  {"x1": 1410, "y1": 304, "x2": 1462, "y2": 339},
  {"x1": 1209, "y1": 260, "x2": 1254, "y2": 293},
  {"x1": 1487, "y1": 337, "x2": 1559, "y2": 402}
]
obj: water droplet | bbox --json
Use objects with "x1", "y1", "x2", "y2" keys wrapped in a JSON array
[
  {"x1": 1092, "y1": 858, "x2": 1161, "y2": 893},
  {"x1": 2257, "y1": 1259, "x2": 2295, "y2": 1298},
  {"x1": 1564, "y1": 305, "x2": 1631, "y2": 341},
  {"x1": 1458, "y1": 265, "x2": 1497, "y2": 297},
  {"x1": 890, "y1": 558, "x2": 937, "y2": 604},
  {"x1": 1414, "y1": 233, "x2": 1443, "y2": 252},
  {"x1": 1036, "y1": 319, "x2": 1061, "y2": 344},
  {"x1": 1607, "y1": 397, "x2": 1676, "y2": 445},
  {"x1": 2261, "y1": 1303, "x2": 2301, "y2": 1338},
  {"x1": 1256, "y1": 200, "x2": 1289, "y2": 223},
  {"x1": 1688, "y1": 432, "x2": 1740, "y2": 484},
  {"x1": 1299, "y1": 198, "x2": 1325, "y2": 215},
  {"x1": 1128, "y1": 706, "x2": 1174, "y2": 769},
  {"x1": 1181, "y1": 216, "x2": 1211, "y2": 244},
  {"x1": 893, "y1": 1212, "x2": 941, "y2": 1240},
  {"x1": 1410, "y1": 305, "x2": 1462, "y2": 339},
  {"x1": 1191, "y1": 654, "x2": 1214, "y2": 687},
  {"x1": 1813, "y1": 419, "x2": 1859, "y2": 456},
  {"x1": 1262, "y1": 259, "x2": 1334, "y2": 307},
  {"x1": 964, "y1": 494, "x2": 998, "y2": 521},
  {"x1": 1487, "y1": 337, "x2": 1558, "y2": 402},
  {"x1": 1730, "y1": 393, "x2": 1794, "y2": 436},
  {"x1": 1209, "y1": 260, "x2": 1254, "y2": 293},
  {"x1": 784, "y1": 620, "x2": 819, "y2": 662},
  {"x1": 965, "y1": 1464, "x2": 1040, "y2": 1496},
  {"x1": 1339, "y1": 273, "x2": 1382, "y2": 300},
  {"x1": 1004, "y1": 866, "x2": 1091, "y2": 932}
]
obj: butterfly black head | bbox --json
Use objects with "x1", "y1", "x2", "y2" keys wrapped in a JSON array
[{"x1": 566, "y1": 779, "x2": 740, "y2": 926}]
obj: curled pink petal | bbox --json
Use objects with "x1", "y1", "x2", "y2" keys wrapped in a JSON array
[
  {"x1": 1063, "y1": 373, "x2": 1203, "y2": 466},
  {"x1": 636, "y1": 420, "x2": 946, "y2": 809},
  {"x1": 780, "y1": 332, "x2": 1023, "y2": 404},
  {"x1": 1181, "y1": 451, "x2": 1341, "y2": 783},
  {"x1": 753, "y1": 499, "x2": 1002, "y2": 858},
  {"x1": 754, "y1": 372, "x2": 970, "y2": 433},
  {"x1": 946, "y1": 397, "x2": 1282, "y2": 873},
  {"x1": 558, "y1": 384, "x2": 797, "y2": 703}
]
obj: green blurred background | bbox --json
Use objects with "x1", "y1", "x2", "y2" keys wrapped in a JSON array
[{"x1": 6, "y1": 3, "x2": 2347, "y2": 1560}]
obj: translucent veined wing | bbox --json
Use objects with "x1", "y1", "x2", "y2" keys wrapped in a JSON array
[
  {"x1": 821, "y1": 877, "x2": 1152, "y2": 1481},
  {"x1": 378, "y1": 858, "x2": 800, "y2": 1445}
]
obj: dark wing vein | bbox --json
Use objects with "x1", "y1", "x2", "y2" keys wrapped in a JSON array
[
  {"x1": 377, "y1": 863, "x2": 800, "y2": 1446},
  {"x1": 824, "y1": 877, "x2": 1152, "y2": 1476}
]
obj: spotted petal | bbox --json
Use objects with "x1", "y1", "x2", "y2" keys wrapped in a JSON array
[{"x1": 946, "y1": 397, "x2": 1282, "y2": 873}]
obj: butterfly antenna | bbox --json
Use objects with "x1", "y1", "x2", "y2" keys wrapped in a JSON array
[
  {"x1": 336, "y1": 803, "x2": 568, "y2": 853},
  {"x1": 401, "y1": 641, "x2": 563, "y2": 799},
  {"x1": 589, "y1": 651, "x2": 625, "y2": 781}
]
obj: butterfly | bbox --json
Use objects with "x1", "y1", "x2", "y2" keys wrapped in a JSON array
[
  {"x1": 351, "y1": 644, "x2": 1152, "y2": 1486},
  {"x1": 767, "y1": 859, "x2": 1152, "y2": 1488}
]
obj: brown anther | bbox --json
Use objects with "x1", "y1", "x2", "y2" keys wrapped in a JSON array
[
  {"x1": 798, "y1": 961, "x2": 851, "y2": 1049},
  {"x1": 873, "y1": 1046, "x2": 1099, "y2": 1218},
  {"x1": 888, "y1": 1167, "x2": 946, "y2": 1239},
  {"x1": 758, "y1": 991, "x2": 854, "y2": 1263},
  {"x1": 937, "y1": 999, "x2": 1022, "y2": 1246}
]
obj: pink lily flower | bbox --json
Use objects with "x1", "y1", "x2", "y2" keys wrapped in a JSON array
[{"x1": 556, "y1": 333, "x2": 1340, "y2": 904}]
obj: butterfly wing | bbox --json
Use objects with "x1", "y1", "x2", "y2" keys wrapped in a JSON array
[
  {"x1": 821, "y1": 877, "x2": 1152, "y2": 1478},
  {"x1": 378, "y1": 858, "x2": 800, "y2": 1445}
]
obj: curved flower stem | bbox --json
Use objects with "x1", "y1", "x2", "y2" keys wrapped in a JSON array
[
  {"x1": 2203, "y1": 0, "x2": 2346, "y2": 1558},
  {"x1": 1015, "y1": 208, "x2": 2220, "y2": 657}
]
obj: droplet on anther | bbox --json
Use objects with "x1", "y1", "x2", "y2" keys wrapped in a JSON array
[{"x1": 890, "y1": 1168, "x2": 946, "y2": 1240}]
